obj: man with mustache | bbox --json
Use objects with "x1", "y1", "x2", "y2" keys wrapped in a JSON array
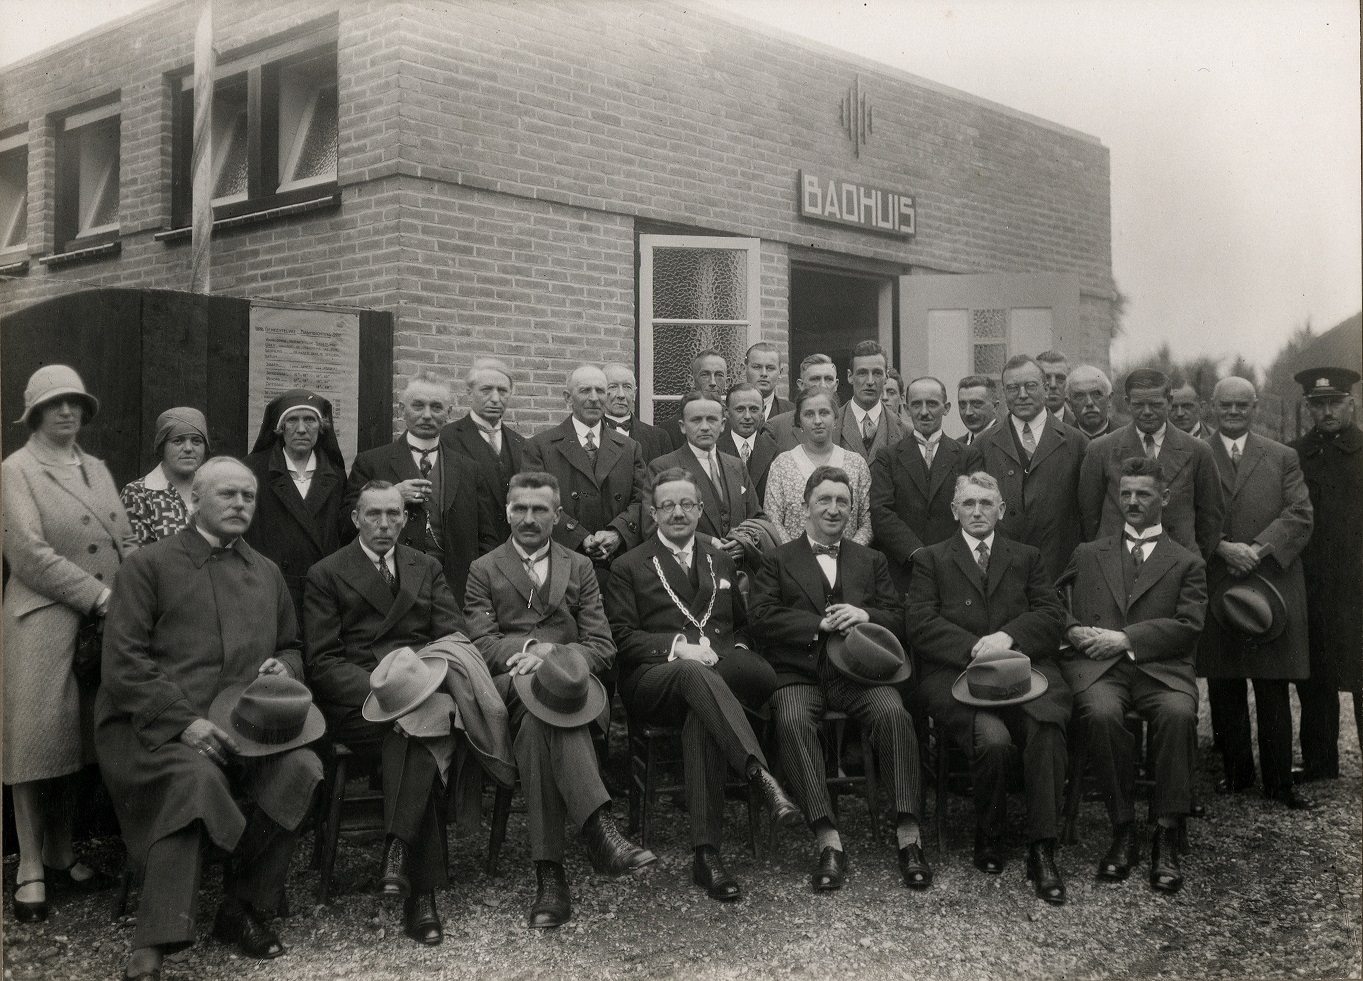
[
  {"x1": 1066, "y1": 366, "x2": 1116, "y2": 440},
  {"x1": 956, "y1": 375, "x2": 999, "y2": 447}
]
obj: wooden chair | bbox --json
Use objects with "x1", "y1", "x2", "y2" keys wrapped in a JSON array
[{"x1": 809, "y1": 709, "x2": 882, "y2": 842}]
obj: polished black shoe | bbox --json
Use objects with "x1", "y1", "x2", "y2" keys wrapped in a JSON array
[
  {"x1": 1269, "y1": 788, "x2": 1317, "y2": 811},
  {"x1": 973, "y1": 829, "x2": 1005, "y2": 875},
  {"x1": 11, "y1": 878, "x2": 48, "y2": 923},
  {"x1": 898, "y1": 844, "x2": 933, "y2": 889},
  {"x1": 379, "y1": 836, "x2": 411, "y2": 897},
  {"x1": 1149, "y1": 825, "x2": 1184, "y2": 893},
  {"x1": 582, "y1": 808, "x2": 657, "y2": 876},
  {"x1": 404, "y1": 891, "x2": 443, "y2": 945},
  {"x1": 213, "y1": 897, "x2": 284, "y2": 959},
  {"x1": 1217, "y1": 775, "x2": 1255, "y2": 794},
  {"x1": 528, "y1": 861, "x2": 571, "y2": 929},
  {"x1": 1026, "y1": 839, "x2": 1066, "y2": 906},
  {"x1": 1187, "y1": 798, "x2": 1207, "y2": 819},
  {"x1": 44, "y1": 861, "x2": 116, "y2": 894},
  {"x1": 748, "y1": 768, "x2": 803, "y2": 828},
  {"x1": 692, "y1": 846, "x2": 742, "y2": 901},
  {"x1": 121, "y1": 949, "x2": 163, "y2": 981},
  {"x1": 1097, "y1": 822, "x2": 1137, "y2": 881},
  {"x1": 1293, "y1": 765, "x2": 1338, "y2": 785},
  {"x1": 121, "y1": 966, "x2": 161, "y2": 981},
  {"x1": 810, "y1": 847, "x2": 847, "y2": 891}
]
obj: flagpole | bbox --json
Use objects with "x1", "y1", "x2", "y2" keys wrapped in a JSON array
[{"x1": 190, "y1": 0, "x2": 214, "y2": 293}]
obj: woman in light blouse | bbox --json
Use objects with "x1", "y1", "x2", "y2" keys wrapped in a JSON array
[{"x1": 762, "y1": 388, "x2": 872, "y2": 545}]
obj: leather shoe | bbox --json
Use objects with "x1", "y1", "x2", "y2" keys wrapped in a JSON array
[
  {"x1": 582, "y1": 808, "x2": 657, "y2": 876},
  {"x1": 810, "y1": 847, "x2": 847, "y2": 891},
  {"x1": 1188, "y1": 798, "x2": 1207, "y2": 819},
  {"x1": 528, "y1": 861, "x2": 571, "y2": 929},
  {"x1": 748, "y1": 767, "x2": 803, "y2": 828},
  {"x1": 44, "y1": 861, "x2": 116, "y2": 894},
  {"x1": 212, "y1": 897, "x2": 284, "y2": 959},
  {"x1": 122, "y1": 949, "x2": 162, "y2": 981},
  {"x1": 1149, "y1": 825, "x2": 1184, "y2": 893},
  {"x1": 403, "y1": 891, "x2": 443, "y2": 945},
  {"x1": 1097, "y1": 822, "x2": 1136, "y2": 881},
  {"x1": 1217, "y1": 775, "x2": 1255, "y2": 794},
  {"x1": 12, "y1": 878, "x2": 48, "y2": 923},
  {"x1": 1269, "y1": 789, "x2": 1316, "y2": 811},
  {"x1": 122, "y1": 967, "x2": 161, "y2": 981},
  {"x1": 898, "y1": 844, "x2": 933, "y2": 889},
  {"x1": 1293, "y1": 765, "x2": 1337, "y2": 785},
  {"x1": 692, "y1": 846, "x2": 742, "y2": 901},
  {"x1": 973, "y1": 829, "x2": 1005, "y2": 875},
  {"x1": 379, "y1": 836, "x2": 411, "y2": 898},
  {"x1": 1026, "y1": 839, "x2": 1066, "y2": 906}
]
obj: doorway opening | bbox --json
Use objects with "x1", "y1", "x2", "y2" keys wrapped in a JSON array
[{"x1": 788, "y1": 265, "x2": 894, "y2": 405}]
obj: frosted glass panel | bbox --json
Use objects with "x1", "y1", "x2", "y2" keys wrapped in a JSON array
[
  {"x1": 972, "y1": 308, "x2": 1007, "y2": 339},
  {"x1": 653, "y1": 324, "x2": 742, "y2": 395},
  {"x1": 652, "y1": 248, "x2": 747, "y2": 321}
]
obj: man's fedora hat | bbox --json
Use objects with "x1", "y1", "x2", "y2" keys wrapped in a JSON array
[
  {"x1": 1212, "y1": 572, "x2": 1288, "y2": 644},
  {"x1": 1294, "y1": 367, "x2": 1360, "y2": 400},
  {"x1": 208, "y1": 674, "x2": 326, "y2": 757},
  {"x1": 514, "y1": 647, "x2": 607, "y2": 729},
  {"x1": 362, "y1": 647, "x2": 449, "y2": 723},
  {"x1": 951, "y1": 649, "x2": 1048, "y2": 708},
  {"x1": 826, "y1": 622, "x2": 911, "y2": 686},
  {"x1": 19, "y1": 365, "x2": 100, "y2": 425}
]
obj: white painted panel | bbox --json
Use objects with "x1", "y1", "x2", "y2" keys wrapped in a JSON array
[
  {"x1": 925, "y1": 308, "x2": 970, "y2": 437},
  {"x1": 1010, "y1": 307, "x2": 1056, "y2": 360}
]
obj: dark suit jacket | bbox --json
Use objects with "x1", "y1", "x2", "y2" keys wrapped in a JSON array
[
  {"x1": 345, "y1": 435, "x2": 499, "y2": 605},
  {"x1": 1196, "y1": 433, "x2": 1312, "y2": 681},
  {"x1": 833, "y1": 402, "x2": 907, "y2": 465},
  {"x1": 905, "y1": 533, "x2": 1068, "y2": 727},
  {"x1": 870, "y1": 432, "x2": 969, "y2": 590},
  {"x1": 303, "y1": 540, "x2": 468, "y2": 727},
  {"x1": 1079, "y1": 422, "x2": 1225, "y2": 562},
  {"x1": 440, "y1": 414, "x2": 528, "y2": 545},
  {"x1": 749, "y1": 536, "x2": 902, "y2": 687},
  {"x1": 606, "y1": 415, "x2": 672, "y2": 463},
  {"x1": 964, "y1": 416, "x2": 1088, "y2": 585},
  {"x1": 647, "y1": 444, "x2": 765, "y2": 544},
  {"x1": 763, "y1": 410, "x2": 800, "y2": 453},
  {"x1": 522, "y1": 417, "x2": 648, "y2": 555},
  {"x1": 718, "y1": 428, "x2": 778, "y2": 504},
  {"x1": 242, "y1": 443, "x2": 349, "y2": 619},
  {"x1": 1056, "y1": 535, "x2": 1206, "y2": 699},
  {"x1": 605, "y1": 535, "x2": 748, "y2": 702}
]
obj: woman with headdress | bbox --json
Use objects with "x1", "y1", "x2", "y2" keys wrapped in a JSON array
[
  {"x1": 120, "y1": 407, "x2": 211, "y2": 546},
  {"x1": 242, "y1": 389, "x2": 350, "y2": 619}
]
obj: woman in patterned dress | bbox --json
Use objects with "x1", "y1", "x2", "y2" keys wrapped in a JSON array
[
  {"x1": 120, "y1": 407, "x2": 210, "y2": 546},
  {"x1": 762, "y1": 388, "x2": 873, "y2": 545}
]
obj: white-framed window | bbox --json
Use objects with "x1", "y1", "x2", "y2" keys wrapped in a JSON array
[
  {"x1": 639, "y1": 235, "x2": 762, "y2": 425},
  {"x1": 56, "y1": 100, "x2": 121, "y2": 248},
  {"x1": 0, "y1": 131, "x2": 28, "y2": 256}
]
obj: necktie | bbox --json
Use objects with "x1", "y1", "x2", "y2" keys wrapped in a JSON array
[
  {"x1": 1144, "y1": 433, "x2": 1157, "y2": 458},
  {"x1": 584, "y1": 431, "x2": 598, "y2": 466},
  {"x1": 485, "y1": 427, "x2": 502, "y2": 456},
  {"x1": 377, "y1": 556, "x2": 398, "y2": 596},
  {"x1": 1020, "y1": 423, "x2": 1036, "y2": 458},
  {"x1": 672, "y1": 548, "x2": 691, "y2": 573},
  {"x1": 975, "y1": 541, "x2": 990, "y2": 576},
  {"x1": 417, "y1": 447, "x2": 433, "y2": 478},
  {"x1": 1125, "y1": 536, "x2": 1146, "y2": 572},
  {"x1": 1230, "y1": 442, "x2": 1242, "y2": 470},
  {"x1": 739, "y1": 438, "x2": 751, "y2": 464},
  {"x1": 862, "y1": 414, "x2": 877, "y2": 452},
  {"x1": 709, "y1": 450, "x2": 727, "y2": 506},
  {"x1": 522, "y1": 555, "x2": 543, "y2": 589},
  {"x1": 810, "y1": 541, "x2": 840, "y2": 559},
  {"x1": 918, "y1": 436, "x2": 936, "y2": 469}
]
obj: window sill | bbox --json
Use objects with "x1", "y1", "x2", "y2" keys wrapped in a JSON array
[
  {"x1": 0, "y1": 257, "x2": 29, "y2": 276},
  {"x1": 156, "y1": 189, "x2": 340, "y2": 243},
  {"x1": 37, "y1": 240, "x2": 122, "y2": 268}
]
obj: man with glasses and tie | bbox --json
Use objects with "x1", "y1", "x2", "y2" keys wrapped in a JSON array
[
  {"x1": 1080, "y1": 368, "x2": 1224, "y2": 563},
  {"x1": 605, "y1": 467, "x2": 802, "y2": 902},
  {"x1": 649, "y1": 391, "x2": 770, "y2": 571},
  {"x1": 523, "y1": 364, "x2": 649, "y2": 588},
  {"x1": 347, "y1": 371, "x2": 497, "y2": 606},
  {"x1": 870, "y1": 376, "x2": 971, "y2": 591},
  {"x1": 963, "y1": 355, "x2": 1088, "y2": 585}
]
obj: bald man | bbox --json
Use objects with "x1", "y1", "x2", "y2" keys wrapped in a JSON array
[
  {"x1": 523, "y1": 364, "x2": 649, "y2": 585},
  {"x1": 602, "y1": 362, "x2": 671, "y2": 462},
  {"x1": 441, "y1": 359, "x2": 529, "y2": 546}
]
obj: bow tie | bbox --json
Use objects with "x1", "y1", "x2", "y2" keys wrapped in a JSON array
[{"x1": 810, "y1": 542, "x2": 840, "y2": 559}]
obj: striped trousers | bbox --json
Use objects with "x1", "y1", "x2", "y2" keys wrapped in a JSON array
[{"x1": 770, "y1": 674, "x2": 922, "y2": 827}]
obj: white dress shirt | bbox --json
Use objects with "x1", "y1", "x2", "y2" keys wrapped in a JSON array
[
  {"x1": 472, "y1": 413, "x2": 504, "y2": 454},
  {"x1": 914, "y1": 428, "x2": 943, "y2": 464},
  {"x1": 1220, "y1": 432, "x2": 1247, "y2": 459},
  {"x1": 1122, "y1": 522, "x2": 1162, "y2": 563},
  {"x1": 730, "y1": 431, "x2": 757, "y2": 460},
  {"x1": 1139, "y1": 423, "x2": 1168, "y2": 456},
  {"x1": 571, "y1": 417, "x2": 603, "y2": 450},
  {"x1": 285, "y1": 451, "x2": 317, "y2": 498},
  {"x1": 849, "y1": 400, "x2": 884, "y2": 429},
  {"x1": 806, "y1": 533, "x2": 839, "y2": 586},
  {"x1": 359, "y1": 539, "x2": 397, "y2": 579},
  {"x1": 1010, "y1": 411, "x2": 1047, "y2": 447},
  {"x1": 407, "y1": 433, "x2": 439, "y2": 471},
  {"x1": 961, "y1": 529, "x2": 996, "y2": 561},
  {"x1": 513, "y1": 540, "x2": 550, "y2": 587}
]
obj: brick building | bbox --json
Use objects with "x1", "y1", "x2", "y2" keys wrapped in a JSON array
[{"x1": 0, "y1": 0, "x2": 1114, "y2": 447}]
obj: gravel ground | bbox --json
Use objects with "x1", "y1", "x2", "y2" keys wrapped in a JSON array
[{"x1": 5, "y1": 685, "x2": 1360, "y2": 981}]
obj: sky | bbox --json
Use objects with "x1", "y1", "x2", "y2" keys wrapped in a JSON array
[{"x1": 2, "y1": 0, "x2": 1359, "y2": 373}]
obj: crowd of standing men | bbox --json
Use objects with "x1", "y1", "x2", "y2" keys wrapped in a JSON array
[{"x1": 3, "y1": 340, "x2": 1359, "y2": 981}]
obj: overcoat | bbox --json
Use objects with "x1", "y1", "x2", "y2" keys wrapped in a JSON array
[
  {"x1": 1195, "y1": 433, "x2": 1313, "y2": 680},
  {"x1": 646, "y1": 445, "x2": 765, "y2": 546},
  {"x1": 964, "y1": 417, "x2": 1089, "y2": 585},
  {"x1": 718, "y1": 428, "x2": 779, "y2": 504},
  {"x1": 243, "y1": 442, "x2": 349, "y2": 619},
  {"x1": 1289, "y1": 423, "x2": 1363, "y2": 691},
  {"x1": 440, "y1": 413, "x2": 529, "y2": 546},
  {"x1": 2, "y1": 438, "x2": 133, "y2": 782},
  {"x1": 869, "y1": 431, "x2": 969, "y2": 591},
  {"x1": 95, "y1": 526, "x2": 316, "y2": 864},
  {"x1": 608, "y1": 415, "x2": 672, "y2": 463}
]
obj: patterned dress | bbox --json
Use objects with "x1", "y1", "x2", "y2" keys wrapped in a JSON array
[
  {"x1": 121, "y1": 467, "x2": 193, "y2": 547},
  {"x1": 762, "y1": 444, "x2": 873, "y2": 545}
]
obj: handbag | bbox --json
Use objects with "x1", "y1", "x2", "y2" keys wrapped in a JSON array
[{"x1": 72, "y1": 612, "x2": 104, "y2": 690}]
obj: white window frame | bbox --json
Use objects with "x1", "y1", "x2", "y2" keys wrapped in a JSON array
[
  {"x1": 0, "y1": 131, "x2": 28, "y2": 256},
  {"x1": 61, "y1": 101, "x2": 121, "y2": 241},
  {"x1": 638, "y1": 235, "x2": 761, "y2": 424}
]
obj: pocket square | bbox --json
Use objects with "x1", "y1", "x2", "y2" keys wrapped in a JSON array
[{"x1": 717, "y1": 578, "x2": 731, "y2": 590}]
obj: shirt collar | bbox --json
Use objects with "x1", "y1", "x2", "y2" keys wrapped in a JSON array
[
  {"x1": 604, "y1": 412, "x2": 632, "y2": 426},
  {"x1": 688, "y1": 442, "x2": 715, "y2": 467},
  {"x1": 284, "y1": 451, "x2": 317, "y2": 476},
  {"x1": 571, "y1": 416, "x2": 602, "y2": 443},
  {"x1": 1220, "y1": 432, "x2": 1248, "y2": 454},
  {"x1": 197, "y1": 525, "x2": 224, "y2": 548},
  {"x1": 961, "y1": 529, "x2": 996, "y2": 552},
  {"x1": 358, "y1": 540, "x2": 394, "y2": 565},
  {"x1": 732, "y1": 430, "x2": 754, "y2": 449},
  {"x1": 143, "y1": 464, "x2": 172, "y2": 490},
  {"x1": 1011, "y1": 411, "x2": 1046, "y2": 440},
  {"x1": 850, "y1": 400, "x2": 883, "y2": 425},
  {"x1": 513, "y1": 540, "x2": 550, "y2": 564},
  {"x1": 1123, "y1": 523, "x2": 1163, "y2": 542},
  {"x1": 471, "y1": 413, "x2": 501, "y2": 434},
  {"x1": 657, "y1": 530, "x2": 696, "y2": 554},
  {"x1": 406, "y1": 433, "x2": 440, "y2": 452},
  {"x1": 1139, "y1": 423, "x2": 1167, "y2": 445},
  {"x1": 762, "y1": 393, "x2": 775, "y2": 416},
  {"x1": 914, "y1": 428, "x2": 942, "y2": 446}
]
